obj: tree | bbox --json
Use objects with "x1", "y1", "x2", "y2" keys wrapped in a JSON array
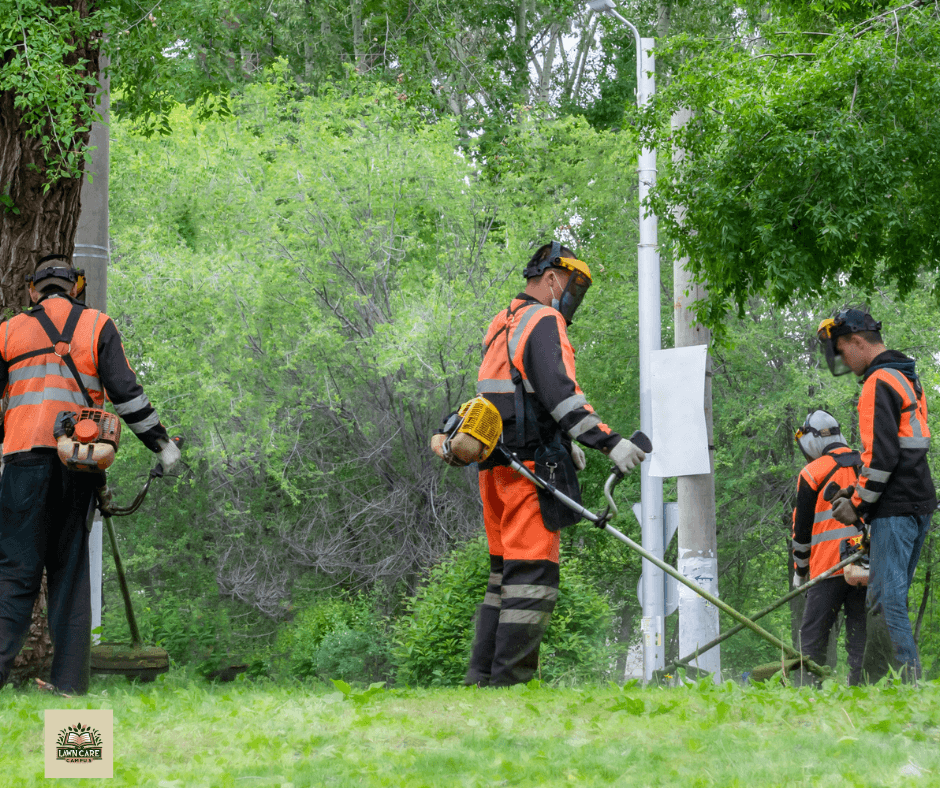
[
  {"x1": 0, "y1": 0, "x2": 284, "y2": 311},
  {"x1": 640, "y1": 0, "x2": 940, "y2": 333}
]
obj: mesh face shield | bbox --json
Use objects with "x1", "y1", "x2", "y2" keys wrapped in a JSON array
[
  {"x1": 816, "y1": 310, "x2": 881, "y2": 377},
  {"x1": 554, "y1": 264, "x2": 592, "y2": 326},
  {"x1": 523, "y1": 242, "x2": 593, "y2": 325}
]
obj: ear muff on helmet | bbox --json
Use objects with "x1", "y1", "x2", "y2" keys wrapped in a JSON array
[
  {"x1": 816, "y1": 310, "x2": 881, "y2": 376},
  {"x1": 27, "y1": 255, "x2": 86, "y2": 298}
]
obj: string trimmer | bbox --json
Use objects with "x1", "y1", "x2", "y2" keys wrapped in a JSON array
[
  {"x1": 89, "y1": 437, "x2": 183, "y2": 682},
  {"x1": 498, "y1": 431, "x2": 831, "y2": 681},
  {"x1": 658, "y1": 480, "x2": 869, "y2": 681}
]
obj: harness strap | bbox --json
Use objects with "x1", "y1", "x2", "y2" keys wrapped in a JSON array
[
  {"x1": 7, "y1": 303, "x2": 95, "y2": 408},
  {"x1": 815, "y1": 450, "x2": 861, "y2": 498}
]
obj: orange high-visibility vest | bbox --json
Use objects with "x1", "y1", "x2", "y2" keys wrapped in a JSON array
[
  {"x1": 852, "y1": 367, "x2": 931, "y2": 512},
  {"x1": 0, "y1": 297, "x2": 106, "y2": 455},
  {"x1": 792, "y1": 447, "x2": 862, "y2": 579}
]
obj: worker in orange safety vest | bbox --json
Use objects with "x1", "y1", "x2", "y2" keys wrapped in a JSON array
[
  {"x1": 791, "y1": 410, "x2": 866, "y2": 685},
  {"x1": 817, "y1": 309, "x2": 935, "y2": 683},
  {"x1": 463, "y1": 241, "x2": 645, "y2": 687},
  {"x1": 0, "y1": 254, "x2": 181, "y2": 694}
]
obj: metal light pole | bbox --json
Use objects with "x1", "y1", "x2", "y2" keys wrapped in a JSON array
[{"x1": 586, "y1": 0, "x2": 664, "y2": 682}]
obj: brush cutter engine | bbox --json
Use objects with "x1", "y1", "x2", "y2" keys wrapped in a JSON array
[
  {"x1": 53, "y1": 408, "x2": 122, "y2": 471},
  {"x1": 431, "y1": 396, "x2": 503, "y2": 466}
]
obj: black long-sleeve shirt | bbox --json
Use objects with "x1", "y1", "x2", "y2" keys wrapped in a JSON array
[{"x1": 0, "y1": 294, "x2": 168, "y2": 456}]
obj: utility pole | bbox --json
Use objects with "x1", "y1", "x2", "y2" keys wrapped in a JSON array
[
  {"x1": 73, "y1": 55, "x2": 110, "y2": 646},
  {"x1": 671, "y1": 107, "x2": 721, "y2": 678},
  {"x1": 586, "y1": 0, "x2": 664, "y2": 682}
]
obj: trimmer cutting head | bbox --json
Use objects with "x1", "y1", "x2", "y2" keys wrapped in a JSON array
[{"x1": 90, "y1": 642, "x2": 169, "y2": 682}]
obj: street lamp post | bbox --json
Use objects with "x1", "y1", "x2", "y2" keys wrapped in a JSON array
[{"x1": 586, "y1": 0, "x2": 665, "y2": 682}]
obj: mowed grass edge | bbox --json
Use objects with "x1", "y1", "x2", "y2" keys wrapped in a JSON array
[{"x1": 2, "y1": 676, "x2": 939, "y2": 787}]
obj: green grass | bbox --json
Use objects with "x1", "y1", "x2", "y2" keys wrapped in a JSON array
[{"x1": 3, "y1": 674, "x2": 939, "y2": 787}]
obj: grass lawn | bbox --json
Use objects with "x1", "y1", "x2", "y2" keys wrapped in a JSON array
[{"x1": 3, "y1": 674, "x2": 938, "y2": 787}]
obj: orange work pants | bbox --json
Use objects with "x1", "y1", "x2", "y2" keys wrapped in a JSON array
[{"x1": 466, "y1": 463, "x2": 560, "y2": 686}]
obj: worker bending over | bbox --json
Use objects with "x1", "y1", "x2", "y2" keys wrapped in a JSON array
[{"x1": 791, "y1": 410, "x2": 866, "y2": 685}]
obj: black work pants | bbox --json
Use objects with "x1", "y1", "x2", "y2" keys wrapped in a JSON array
[
  {"x1": 0, "y1": 456, "x2": 96, "y2": 694},
  {"x1": 798, "y1": 575, "x2": 867, "y2": 686}
]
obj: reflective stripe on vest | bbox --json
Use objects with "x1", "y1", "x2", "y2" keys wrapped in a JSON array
[
  {"x1": 1, "y1": 298, "x2": 105, "y2": 454},
  {"x1": 855, "y1": 367, "x2": 931, "y2": 507},
  {"x1": 476, "y1": 301, "x2": 555, "y2": 427},
  {"x1": 800, "y1": 448, "x2": 861, "y2": 579}
]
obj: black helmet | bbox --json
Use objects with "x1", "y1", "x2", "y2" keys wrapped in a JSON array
[
  {"x1": 522, "y1": 241, "x2": 593, "y2": 325},
  {"x1": 26, "y1": 254, "x2": 86, "y2": 297},
  {"x1": 816, "y1": 309, "x2": 881, "y2": 376}
]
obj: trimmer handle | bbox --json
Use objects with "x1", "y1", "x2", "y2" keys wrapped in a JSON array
[
  {"x1": 153, "y1": 436, "x2": 184, "y2": 478},
  {"x1": 629, "y1": 430, "x2": 653, "y2": 454}
]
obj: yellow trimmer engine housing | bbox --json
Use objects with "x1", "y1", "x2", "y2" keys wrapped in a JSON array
[
  {"x1": 53, "y1": 408, "x2": 122, "y2": 472},
  {"x1": 431, "y1": 397, "x2": 503, "y2": 467}
]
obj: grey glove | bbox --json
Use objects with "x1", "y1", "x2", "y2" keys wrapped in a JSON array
[
  {"x1": 570, "y1": 443, "x2": 586, "y2": 472},
  {"x1": 157, "y1": 438, "x2": 181, "y2": 474},
  {"x1": 792, "y1": 573, "x2": 807, "y2": 589},
  {"x1": 831, "y1": 492, "x2": 860, "y2": 525},
  {"x1": 609, "y1": 438, "x2": 646, "y2": 475}
]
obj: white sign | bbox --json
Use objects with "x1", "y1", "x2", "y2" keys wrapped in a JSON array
[{"x1": 648, "y1": 345, "x2": 711, "y2": 477}]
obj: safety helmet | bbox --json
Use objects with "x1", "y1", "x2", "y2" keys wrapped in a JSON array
[
  {"x1": 816, "y1": 309, "x2": 881, "y2": 376},
  {"x1": 795, "y1": 410, "x2": 845, "y2": 461},
  {"x1": 26, "y1": 254, "x2": 86, "y2": 298},
  {"x1": 523, "y1": 241, "x2": 592, "y2": 326}
]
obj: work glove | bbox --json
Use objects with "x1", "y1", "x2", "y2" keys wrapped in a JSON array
[
  {"x1": 609, "y1": 437, "x2": 646, "y2": 475},
  {"x1": 792, "y1": 573, "x2": 807, "y2": 590},
  {"x1": 570, "y1": 443, "x2": 586, "y2": 472},
  {"x1": 830, "y1": 486, "x2": 860, "y2": 525},
  {"x1": 156, "y1": 438, "x2": 181, "y2": 474}
]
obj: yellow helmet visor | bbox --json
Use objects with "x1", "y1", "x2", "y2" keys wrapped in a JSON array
[
  {"x1": 553, "y1": 257, "x2": 592, "y2": 325},
  {"x1": 816, "y1": 318, "x2": 851, "y2": 376}
]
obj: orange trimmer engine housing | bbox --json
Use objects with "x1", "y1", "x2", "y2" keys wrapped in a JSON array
[{"x1": 53, "y1": 408, "x2": 122, "y2": 472}]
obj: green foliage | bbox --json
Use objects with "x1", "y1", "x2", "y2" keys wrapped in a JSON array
[
  {"x1": 317, "y1": 629, "x2": 392, "y2": 685},
  {"x1": 0, "y1": 0, "x2": 102, "y2": 183},
  {"x1": 393, "y1": 535, "x2": 617, "y2": 686},
  {"x1": 107, "y1": 70, "x2": 645, "y2": 630},
  {"x1": 392, "y1": 536, "x2": 490, "y2": 686},
  {"x1": 278, "y1": 594, "x2": 391, "y2": 684},
  {"x1": 643, "y1": 1, "x2": 940, "y2": 333},
  {"x1": 330, "y1": 678, "x2": 387, "y2": 705}
]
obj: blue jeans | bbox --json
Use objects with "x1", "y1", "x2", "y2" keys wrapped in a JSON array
[{"x1": 865, "y1": 513, "x2": 932, "y2": 681}]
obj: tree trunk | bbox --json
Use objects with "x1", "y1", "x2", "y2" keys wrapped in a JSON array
[
  {"x1": 1, "y1": 1, "x2": 98, "y2": 678},
  {"x1": 350, "y1": 0, "x2": 367, "y2": 74},
  {"x1": 0, "y1": 6, "x2": 98, "y2": 313}
]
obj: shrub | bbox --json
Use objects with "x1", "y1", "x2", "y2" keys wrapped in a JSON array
[
  {"x1": 278, "y1": 593, "x2": 392, "y2": 683},
  {"x1": 315, "y1": 627, "x2": 392, "y2": 684},
  {"x1": 393, "y1": 535, "x2": 618, "y2": 686}
]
